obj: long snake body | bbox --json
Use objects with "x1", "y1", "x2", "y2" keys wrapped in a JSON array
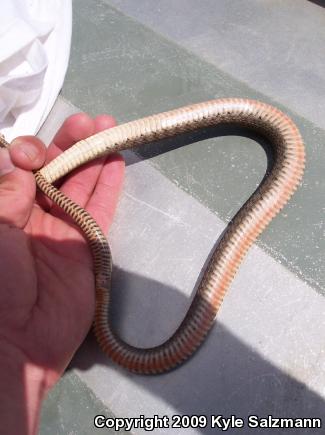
[{"x1": 1, "y1": 99, "x2": 305, "y2": 374}]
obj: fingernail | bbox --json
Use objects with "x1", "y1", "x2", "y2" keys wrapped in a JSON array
[
  {"x1": 0, "y1": 148, "x2": 15, "y2": 176},
  {"x1": 11, "y1": 140, "x2": 39, "y2": 162}
]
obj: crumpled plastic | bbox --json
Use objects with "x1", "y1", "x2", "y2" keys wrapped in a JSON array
[{"x1": 0, "y1": 0, "x2": 72, "y2": 141}]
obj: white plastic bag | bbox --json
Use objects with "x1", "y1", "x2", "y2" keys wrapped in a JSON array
[{"x1": 0, "y1": 0, "x2": 72, "y2": 141}]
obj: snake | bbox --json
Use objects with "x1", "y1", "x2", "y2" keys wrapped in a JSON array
[{"x1": 0, "y1": 98, "x2": 305, "y2": 374}]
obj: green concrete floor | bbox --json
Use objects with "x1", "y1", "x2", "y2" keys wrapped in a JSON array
[
  {"x1": 62, "y1": 1, "x2": 324, "y2": 293},
  {"x1": 39, "y1": 1, "x2": 325, "y2": 433},
  {"x1": 40, "y1": 372, "x2": 128, "y2": 435}
]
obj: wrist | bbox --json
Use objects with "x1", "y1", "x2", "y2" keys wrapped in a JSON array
[{"x1": 0, "y1": 340, "x2": 58, "y2": 435}]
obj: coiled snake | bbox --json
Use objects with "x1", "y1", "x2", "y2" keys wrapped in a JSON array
[{"x1": 0, "y1": 99, "x2": 305, "y2": 374}]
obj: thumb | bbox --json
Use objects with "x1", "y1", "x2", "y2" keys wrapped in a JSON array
[{"x1": 0, "y1": 137, "x2": 45, "y2": 228}]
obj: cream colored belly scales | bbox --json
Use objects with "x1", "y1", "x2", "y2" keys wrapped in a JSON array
[{"x1": 0, "y1": 99, "x2": 305, "y2": 374}]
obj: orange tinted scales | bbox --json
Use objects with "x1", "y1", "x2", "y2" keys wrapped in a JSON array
[{"x1": 31, "y1": 99, "x2": 304, "y2": 374}]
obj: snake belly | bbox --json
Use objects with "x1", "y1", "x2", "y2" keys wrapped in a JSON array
[{"x1": 15, "y1": 99, "x2": 306, "y2": 374}]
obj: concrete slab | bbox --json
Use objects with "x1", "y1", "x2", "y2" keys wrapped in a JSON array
[
  {"x1": 62, "y1": 0, "x2": 325, "y2": 293},
  {"x1": 70, "y1": 134, "x2": 325, "y2": 435},
  {"x1": 39, "y1": 97, "x2": 325, "y2": 435},
  {"x1": 40, "y1": 372, "x2": 128, "y2": 435},
  {"x1": 105, "y1": 0, "x2": 325, "y2": 131},
  {"x1": 37, "y1": 0, "x2": 325, "y2": 431}
]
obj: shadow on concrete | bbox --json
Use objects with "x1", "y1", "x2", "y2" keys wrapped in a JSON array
[
  {"x1": 2, "y1": 202, "x2": 323, "y2": 434},
  {"x1": 4, "y1": 124, "x2": 319, "y2": 434},
  {"x1": 125, "y1": 124, "x2": 274, "y2": 177},
  {"x1": 120, "y1": 120, "x2": 324, "y2": 295},
  {"x1": 308, "y1": 0, "x2": 325, "y2": 7},
  {"x1": 70, "y1": 266, "x2": 325, "y2": 434}
]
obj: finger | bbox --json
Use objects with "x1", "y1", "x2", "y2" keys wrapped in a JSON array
[
  {"x1": 45, "y1": 113, "x2": 95, "y2": 164},
  {"x1": 85, "y1": 153, "x2": 125, "y2": 234},
  {"x1": 0, "y1": 148, "x2": 35, "y2": 228},
  {"x1": 9, "y1": 136, "x2": 46, "y2": 170},
  {"x1": 50, "y1": 115, "x2": 117, "y2": 221},
  {"x1": 93, "y1": 114, "x2": 116, "y2": 132},
  {"x1": 58, "y1": 114, "x2": 116, "y2": 204},
  {"x1": 37, "y1": 113, "x2": 97, "y2": 210}
]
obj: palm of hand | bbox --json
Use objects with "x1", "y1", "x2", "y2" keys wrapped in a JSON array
[
  {"x1": 0, "y1": 113, "x2": 124, "y2": 384},
  {"x1": 1, "y1": 207, "x2": 95, "y2": 374}
]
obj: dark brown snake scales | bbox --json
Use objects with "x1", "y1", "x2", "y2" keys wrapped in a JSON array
[{"x1": 0, "y1": 99, "x2": 305, "y2": 374}]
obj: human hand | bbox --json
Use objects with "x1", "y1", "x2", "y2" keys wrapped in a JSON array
[{"x1": 0, "y1": 113, "x2": 124, "y2": 434}]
